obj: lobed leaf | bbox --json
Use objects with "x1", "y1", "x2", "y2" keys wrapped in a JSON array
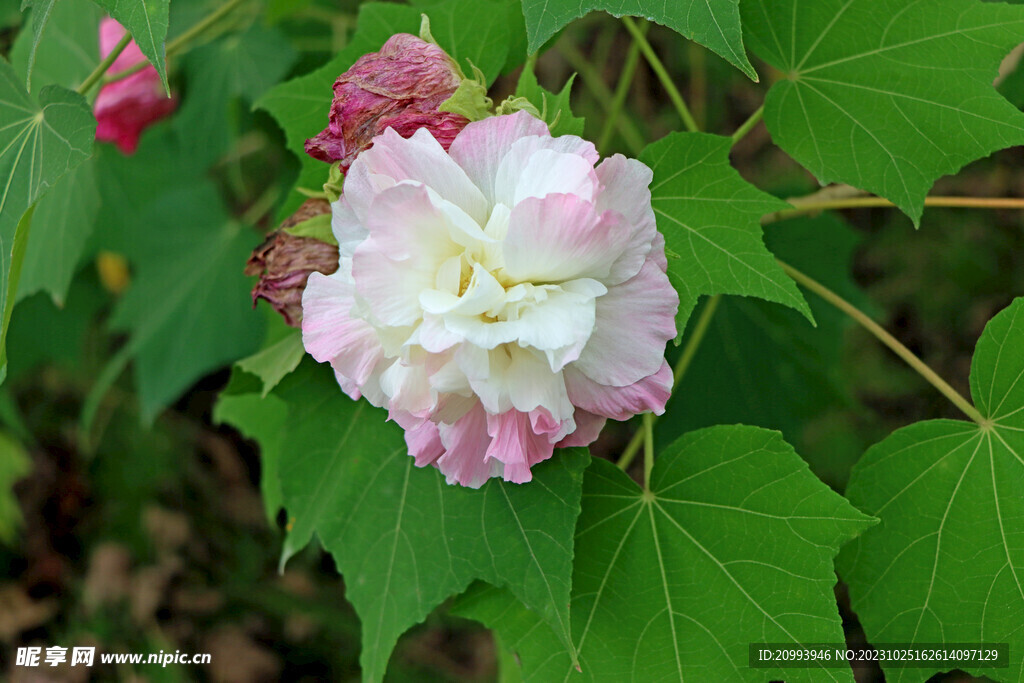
[
  {"x1": 641, "y1": 132, "x2": 811, "y2": 333},
  {"x1": 456, "y1": 425, "x2": 875, "y2": 680},
  {"x1": 217, "y1": 361, "x2": 590, "y2": 682},
  {"x1": 91, "y1": 0, "x2": 170, "y2": 92},
  {"x1": 742, "y1": 0, "x2": 1024, "y2": 225},
  {"x1": 519, "y1": 0, "x2": 756, "y2": 79},
  {"x1": 839, "y1": 297, "x2": 1024, "y2": 682}
]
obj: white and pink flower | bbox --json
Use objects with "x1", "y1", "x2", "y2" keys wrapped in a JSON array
[{"x1": 302, "y1": 111, "x2": 678, "y2": 487}]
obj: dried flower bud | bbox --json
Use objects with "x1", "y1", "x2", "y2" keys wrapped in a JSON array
[
  {"x1": 246, "y1": 200, "x2": 339, "y2": 327},
  {"x1": 94, "y1": 18, "x2": 177, "y2": 154},
  {"x1": 304, "y1": 33, "x2": 470, "y2": 172}
]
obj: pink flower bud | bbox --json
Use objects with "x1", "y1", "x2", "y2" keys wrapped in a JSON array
[
  {"x1": 246, "y1": 200, "x2": 339, "y2": 328},
  {"x1": 304, "y1": 33, "x2": 469, "y2": 172},
  {"x1": 93, "y1": 18, "x2": 178, "y2": 155}
]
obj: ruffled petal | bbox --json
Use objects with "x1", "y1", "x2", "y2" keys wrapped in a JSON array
[
  {"x1": 436, "y1": 403, "x2": 503, "y2": 488},
  {"x1": 573, "y1": 258, "x2": 678, "y2": 386},
  {"x1": 556, "y1": 409, "x2": 606, "y2": 448},
  {"x1": 564, "y1": 360, "x2": 673, "y2": 420},
  {"x1": 405, "y1": 419, "x2": 444, "y2": 467},
  {"x1": 594, "y1": 154, "x2": 658, "y2": 284},
  {"x1": 484, "y1": 409, "x2": 558, "y2": 483}
]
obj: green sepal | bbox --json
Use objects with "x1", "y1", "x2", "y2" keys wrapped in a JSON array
[{"x1": 282, "y1": 213, "x2": 337, "y2": 246}]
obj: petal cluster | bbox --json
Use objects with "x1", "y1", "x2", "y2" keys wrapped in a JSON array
[
  {"x1": 302, "y1": 111, "x2": 678, "y2": 487},
  {"x1": 93, "y1": 18, "x2": 177, "y2": 155},
  {"x1": 305, "y1": 33, "x2": 469, "y2": 172}
]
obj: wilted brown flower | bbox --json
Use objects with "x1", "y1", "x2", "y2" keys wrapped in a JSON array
[{"x1": 245, "y1": 200, "x2": 339, "y2": 327}]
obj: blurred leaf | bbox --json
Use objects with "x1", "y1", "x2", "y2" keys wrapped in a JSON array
[
  {"x1": 419, "y1": 0, "x2": 522, "y2": 82},
  {"x1": 839, "y1": 297, "x2": 1024, "y2": 682},
  {"x1": 101, "y1": 190, "x2": 264, "y2": 421},
  {"x1": 18, "y1": 0, "x2": 57, "y2": 90},
  {"x1": 742, "y1": 0, "x2": 1024, "y2": 225},
  {"x1": 641, "y1": 132, "x2": 810, "y2": 332},
  {"x1": 17, "y1": 160, "x2": 100, "y2": 306},
  {"x1": 513, "y1": 67, "x2": 584, "y2": 137},
  {"x1": 10, "y1": 0, "x2": 102, "y2": 94},
  {"x1": 656, "y1": 215, "x2": 868, "y2": 485},
  {"x1": 456, "y1": 426, "x2": 875, "y2": 680},
  {"x1": 0, "y1": 430, "x2": 30, "y2": 544},
  {"x1": 236, "y1": 332, "x2": 305, "y2": 398},
  {"x1": 519, "y1": 0, "x2": 756, "y2": 79},
  {"x1": 217, "y1": 361, "x2": 589, "y2": 682},
  {"x1": 92, "y1": 0, "x2": 169, "y2": 92}
]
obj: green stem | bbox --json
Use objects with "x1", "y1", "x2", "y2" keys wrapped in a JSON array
[
  {"x1": 779, "y1": 260, "x2": 987, "y2": 425},
  {"x1": 557, "y1": 39, "x2": 646, "y2": 155},
  {"x1": 642, "y1": 412, "x2": 655, "y2": 490},
  {"x1": 621, "y1": 16, "x2": 699, "y2": 133},
  {"x1": 687, "y1": 41, "x2": 707, "y2": 130},
  {"x1": 672, "y1": 294, "x2": 721, "y2": 387},
  {"x1": 731, "y1": 105, "x2": 764, "y2": 146},
  {"x1": 618, "y1": 295, "x2": 723, "y2": 471},
  {"x1": 597, "y1": 21, "x2": 646, "y2": 154},
  {"x1": 764, "y1": 194, "x2": 1024, "y2": 224},
  {"x1": 77, "y1": 32, "x2": 133, "y2": 95},
  {"x1": 103, "y1": 0, "x2": 248, "y2": 86}
]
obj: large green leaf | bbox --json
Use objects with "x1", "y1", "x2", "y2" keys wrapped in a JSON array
[
  {"x1": 216, "y1": 361, "x2": 589, "y2": 682},
  {"x1": 17, "y1": 160, "x2": 99, "y2": 305},
  {"x1": 456, "y1": 425, "x2": 875, "y2": 680},
  {"x1": 0, "y1": 60, "x2": 94, "y2": 380},
  {"x1": 18, "y1": 0, "x2": 57, "y2": 90},
  {"x1": 657, "y1": 214, "x2": 869, "y2": 486},
  {"x1": 641, "y1": 132, "x2": 811, "y2": 331},
  {"x1": 742, "y1": 0, "x2": 1024, "y2": 225},
  {"x1": 91, "y1": 0, "x2": 170, "y2": 92},
  {"x1": 101, "y1": 185, "x2": 264, "y2": 422},
  {"x1": 839, "y1": 297, "x2": 1024, "y2": 682},
  {"x1": 520, "y1": 0, "x2": 756, "y2": 79},
  {"x1": 10, "y1": 0, "x2": 102, "y2": 95}
]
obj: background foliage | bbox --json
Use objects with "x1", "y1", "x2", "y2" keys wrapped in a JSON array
[{"x1": 2, "y1": 0, "x2": 1024, "y2": 680}]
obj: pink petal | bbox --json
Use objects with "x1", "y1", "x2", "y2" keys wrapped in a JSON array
[
  {"x1": 564, "y1": 360, "x2": 673, "y2": 420},
  {"x1": 503, "y1": 193, "x2": 630, "y2": 283},
  {"x1": 301, "y1": 272, "x2": 384, "y2": 388},
  {"x1": 594, "y1": 154, "x2": 659, "y2": 284},
  {"x1": 405, "y1": 419, "x2": 444, "y2": 467},
  {"x1": 484, "y1": 409, "x2": 558, "y2": 484},
  {"x1": 447, "y1": 110, "x2": 552, "y2": 203},
  {"x1": 352, "y1": 127, "x2": 489, "y2": 224},
  {"x1": 436, "y1": 403, "x2": 503, "y2": 488},
  {"x1": 573, "y1": 258, "x2": 678, "y2": 386},
  {"x1": 556, "y1": 409, "x2": 607, "y2": 448}
]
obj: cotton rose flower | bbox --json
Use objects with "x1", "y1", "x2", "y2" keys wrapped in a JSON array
[
  {"x1": 93, "y1": 18, "x2": 177, "y2": 154},
  {"x1": 302, "y1": 111, "x2": 678, "y2": 487},
  {"x1": 246, "y1": 199, "x2": 339, "y2": 327},
  {"x1": 304, "y1": 33, "x2": 469, "y2": 173}
]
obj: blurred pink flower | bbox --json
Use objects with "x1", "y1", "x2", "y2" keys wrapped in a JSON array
[
  {"x1": 93, "y1": 18, "x2": 177, "y2": 154},
  {"x1": 304, "y1": 33, "x2": 469, "y2": 173},
  {"x1": 302, "y1": 111, "x2": 677, "y2": 487}
]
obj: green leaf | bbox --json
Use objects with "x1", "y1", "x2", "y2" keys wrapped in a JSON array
[
  {"x1": 640, "y1": 132, "x2": 811, "y2": 332},
  {"x1": 10, "y1": 0, "x2": 102, "y2": 94},
  {"x1": 18, "y1": 0, "x2": 57, "y2": 90},
  {"x1": 91, "y1": 0, "x2": 169, "y2": 92},
  {"x1": 257, "y1": 3, "x2": 421, "y2": 217},
  {"x1": 418, "y1": 0, "x2": 521, "y2": 83},
  {"x1": 512, "y1": 67, "x2": 584, "y2": 137},
  {"x1": 839, "y1": 297, "x2": 1024, "y2": 682},
  {"x1": 17, "y1": 160, "x2": 99, "y2": 306},
  {"x1": 455, "y1": 425, "x2": 875, "y2": 680},
  {"x1": 235, "y1": 332, "x2": 305, "y2": 398},
  {"x1": 282, "y1": 213, "x2": 336, "y2": 245},
  {"x1": 0, "y1": 429, "x2": 30, "y2": 545},
  {"x1": 520, "y1": 0, "x2": 756, "y2": 79},
  {"x1": 217, "y1": 361, "x2": 589, "y2": 682},
  {"x1": 742, "y1": 0, "x2": 1024, "y2": 225},
  {"x1": 0, "y1": 63, "x2": 94, "y2": 380},
  {"x1": 657, "y1": 214, "x2": 869, "y2": 486}
]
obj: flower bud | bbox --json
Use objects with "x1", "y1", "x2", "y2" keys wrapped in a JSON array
[
  {"x1": 246, "y1": 200, "x2": 339, "y2": 328},
  {"x1": 93, "y1": 18, "x2": 178, "y2": 155},
  {"x1": 304, "y1": 33, "x2": 470, "y2": 172}
]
